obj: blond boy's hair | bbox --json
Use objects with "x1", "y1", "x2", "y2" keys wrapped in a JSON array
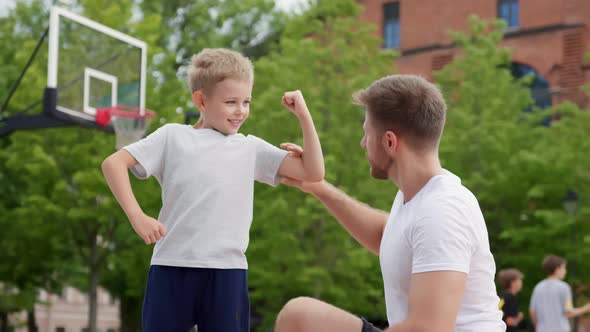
[{"x1": 188, "y1": 48, "x2": 253, "y2": 94}]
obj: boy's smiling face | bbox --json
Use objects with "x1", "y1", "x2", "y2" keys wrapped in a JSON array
[{"x1": 194, "y1": 78, "x2": 253, "y2": 135}]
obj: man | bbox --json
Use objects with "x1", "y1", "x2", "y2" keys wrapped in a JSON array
[
  {"x1": 275, "y1": 75, "x2": 505, "y2": 332},
  {"x1": 529, "y1": 255, "x2": 590, "y2": 332}
]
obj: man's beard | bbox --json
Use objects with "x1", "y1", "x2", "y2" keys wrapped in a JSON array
[{"x1": 369, "y1": 154, "x2": 393, "y2": 180}]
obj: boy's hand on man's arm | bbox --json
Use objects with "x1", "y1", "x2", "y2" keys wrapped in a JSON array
[{"x1": 279, "y1": 142, "x2": 326, "y2": 195}]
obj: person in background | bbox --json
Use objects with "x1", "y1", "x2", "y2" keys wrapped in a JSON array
[{"x1": 498, "y1": 268, "x2": 524, "y2": 331}]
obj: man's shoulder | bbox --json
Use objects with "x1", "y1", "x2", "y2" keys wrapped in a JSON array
[{"x1": 416, "y1": 184, "x2": 480, "y2": 221}]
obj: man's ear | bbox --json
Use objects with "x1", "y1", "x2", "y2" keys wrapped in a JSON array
[
  {"x1": 192, "y1": 91, "x2": 206, "y2": 113},
  {"x1": 382, "y1": 130, "x2": 399, "y2": 156}
]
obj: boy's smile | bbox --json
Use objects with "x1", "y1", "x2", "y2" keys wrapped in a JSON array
[{"x1": 196, "y1": 78, "x2": 253, "y2": 135}]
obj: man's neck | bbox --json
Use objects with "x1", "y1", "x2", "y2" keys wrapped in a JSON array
[{"x1": 391, "y1": 151, "x2": 442, "y2": 203}]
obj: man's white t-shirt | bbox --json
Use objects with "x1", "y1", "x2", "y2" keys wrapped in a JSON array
[
  {"x1": 124, "y1": 124, "x2": 288, "y2": 269},
  {"x1": 379, "y1": 170, "x2": 505, "y2": 331}
]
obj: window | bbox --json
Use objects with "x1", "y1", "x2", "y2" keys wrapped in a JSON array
[
  {"x1": 510, "y1": 63, "x2": 552, "y2": 109},
  {"x1": 383, "y1": 2, "x2": 400, "y2": 49},
  {"x1": 498, "y1": 0, "x2": 519, "y2": 29}
]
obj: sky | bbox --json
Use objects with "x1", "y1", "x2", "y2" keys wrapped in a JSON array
[{"x1": 0, "y1": 0, "x2": 308, "y2": 15}]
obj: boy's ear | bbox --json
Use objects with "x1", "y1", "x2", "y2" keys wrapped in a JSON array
[{"x1": 192, "y1": 91, "x2": 206, "y2": 112}]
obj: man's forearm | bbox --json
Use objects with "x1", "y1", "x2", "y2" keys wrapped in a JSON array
[{"x1": 313, "y1": 181, "x2": 388, "y2": 254}]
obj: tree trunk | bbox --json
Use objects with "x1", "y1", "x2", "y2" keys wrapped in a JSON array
[
  {"x1": 119, "y1": 295, "x2": 142, "y2": 332},
  {"x1": 27, "y1": 308, "x2": 38, "y2": 332},
  {"x1": 88, "y1": 235, "x2": 99, "y2": 332}
]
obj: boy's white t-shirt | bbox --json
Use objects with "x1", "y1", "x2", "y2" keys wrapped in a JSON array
[
  {"x1": 124, "y1": 124, "x2": 288, "y2": 269},
  {"x1": 379, "y1": 170, "x2": 505, "y2": 332}
]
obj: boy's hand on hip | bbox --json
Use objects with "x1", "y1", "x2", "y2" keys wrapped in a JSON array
[
  {"x1": 130, "y1": 213, "x2": 167, "y2": 244},
  {"x1": 281, "y1": 90, "x2": 310, "y2": 118}
]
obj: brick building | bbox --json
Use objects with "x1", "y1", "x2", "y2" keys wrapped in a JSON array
[
  {"x1": 358, "y1": 0, "x2": 590, "y2": 108},
  {"x1": 11, "y1": 287, "x2": 119, "y2": 332}
]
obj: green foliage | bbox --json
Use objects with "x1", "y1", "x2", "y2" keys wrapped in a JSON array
[
  {"x1": 2, "y1": 2, "x2": 590, "y2": 331},
  {"x1": 435, "y1": 16, "x2": 590, "y2": 310},
  {"x1": 246, "y1": 0, "x2": 395, "y2": 328}
]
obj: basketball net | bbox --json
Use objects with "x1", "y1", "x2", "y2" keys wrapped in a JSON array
[{"x1": 96, "y1": 105, "x2": 155, "y2": 149}]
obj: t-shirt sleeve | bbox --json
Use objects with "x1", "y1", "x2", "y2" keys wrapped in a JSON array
[
  {"x1": 408, "y1": 205, "x2": 475, "y2": 274},
  {"x1": 123, "y1": 124, "x2": 169, "y2": 180},
  {"x1": 249, "y1": 135, "x2": 288, "y2": 187}
]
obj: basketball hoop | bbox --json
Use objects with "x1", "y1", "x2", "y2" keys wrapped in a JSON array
[{"x1": 96, "y1": 105, "x2": 155, "y2": 149}]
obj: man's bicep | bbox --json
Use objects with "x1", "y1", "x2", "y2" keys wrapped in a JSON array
[{"x1": 406, "y1": 271, "x2": 467, "y2": 332}]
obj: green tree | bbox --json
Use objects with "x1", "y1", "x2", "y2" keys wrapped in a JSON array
[
  {"x1": 0, "y1": 1, "x2": 164, "y2": 331},
  {"x1": 435, "y1": 16, "x2": 590, "y2": 312},
  {"x1": 246, "y1": 1, "x2": 395, "y2": 329},
  {"x1": 0, "y1": 2, "x2": 74, "y2": 331},
  {"x1": 137, "y1": 0, "x2": 285, "y2": 127}
]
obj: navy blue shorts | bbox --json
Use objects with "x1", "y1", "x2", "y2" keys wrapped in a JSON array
[{"x1": 142, "y1": 265, "x2": 249, "y2": 332}]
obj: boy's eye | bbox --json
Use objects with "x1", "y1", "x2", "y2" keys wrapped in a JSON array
[
  {"x1": 244, "y1": 101, "x2": 250, "y2": 106},
  {"x1": 225, "y1": 101, "x2": 236, "y2": 105}
]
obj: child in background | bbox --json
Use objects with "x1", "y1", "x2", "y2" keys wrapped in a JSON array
[{"x1": 498, "y1": 268, "x2": 524, "y2": 332}]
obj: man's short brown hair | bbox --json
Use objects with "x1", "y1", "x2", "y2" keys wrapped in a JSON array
[
  {"x1": 352, "y1": 74, "x2": 447, "y2": 149},
  {"x1": 543, "y1": 255, "x2": 566, "y2": 276},
  {"x1": 497, "y1": 268, "x2": 524, "y2": 290}
]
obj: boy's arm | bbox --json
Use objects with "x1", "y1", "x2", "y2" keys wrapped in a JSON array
[
  {"x1": 276, "y1": 90, "x2": 324, "y2": 182},
  {"x1": 565, "y1": 303, "x2": 590, "y2": 318},
  {"x1": 529, "y1": 309, "x2": 537, "y2": 327},
  {"x1": 101, "y1": 149, "x2": 166, "y2": 244}
]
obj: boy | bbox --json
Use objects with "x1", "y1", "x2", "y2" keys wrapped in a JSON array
[
  {"x1": 101, "y1": 48, "x2": 324, "y2": 332},
  {"x1": 497, "y1": 268, "x2": 524, "y2": 332},
  {"x1": 530, "y1": 255, "x2": 590, "y2": 332}
]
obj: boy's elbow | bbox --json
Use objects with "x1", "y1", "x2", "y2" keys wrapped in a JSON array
[
  {"x1": 101, "y1": 154, "x2": 121, "y2": 174},
  {"x1": 101, "y1": 157, "x2": 112, "y2": 174}
]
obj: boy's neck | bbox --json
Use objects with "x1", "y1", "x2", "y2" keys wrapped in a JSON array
[{"x1": 547, "y1": 274, "x2": 561, "y2": 280}]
